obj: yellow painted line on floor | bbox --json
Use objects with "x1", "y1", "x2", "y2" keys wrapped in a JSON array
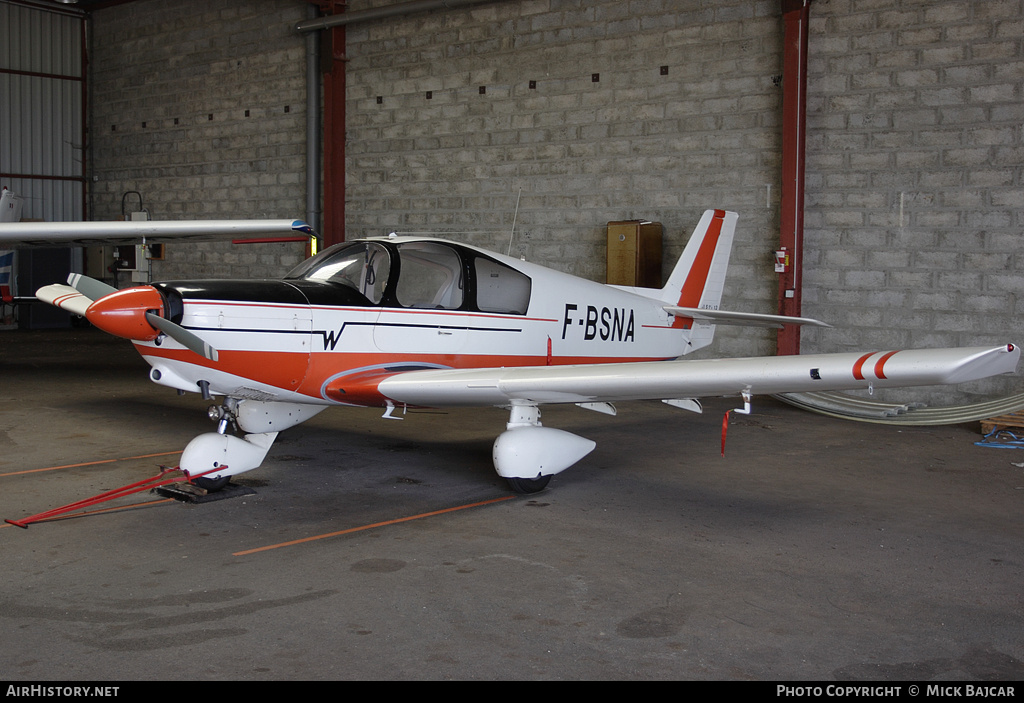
[
  {"x1": 234, "y1": 495, "x2": 516, "y2": 556},
  {"x1": 0, "y1": 451, "x2": 181, "y2": 478}
]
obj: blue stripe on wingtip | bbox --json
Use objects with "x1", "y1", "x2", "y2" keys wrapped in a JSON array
[{"x1": 290, "y1": 220, "x2": 316, "y2": 235}]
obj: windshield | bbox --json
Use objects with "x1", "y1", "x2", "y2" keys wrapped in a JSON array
[{"x1": 285, "y1": 241, "x2": 391, "y2": 304}]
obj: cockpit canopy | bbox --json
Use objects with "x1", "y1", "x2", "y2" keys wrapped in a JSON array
[
  {"x1": 287, "y1": 241, "x2": 391, "y2": 303},
  {"x1": 285, "y1": 239, "x2": 532, "y2": 314}
]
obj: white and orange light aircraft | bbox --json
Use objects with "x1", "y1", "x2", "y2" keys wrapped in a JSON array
[{"x1": 1, "y1": 209, "x2": 1018, "y2": 493}]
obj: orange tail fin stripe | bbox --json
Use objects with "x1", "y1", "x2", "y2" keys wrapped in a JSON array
[{"x1": 675, "y1": 209, "x2": 726, "y2": 308}]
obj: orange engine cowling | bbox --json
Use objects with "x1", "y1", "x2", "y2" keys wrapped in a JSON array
[{"x1": 85, "y1": 286, "x2": 165, "y2": 341}]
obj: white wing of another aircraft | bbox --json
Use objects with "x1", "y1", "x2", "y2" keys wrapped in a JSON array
[{"x1": 0, "y1": 218, "x2": 316, "y2": 247}]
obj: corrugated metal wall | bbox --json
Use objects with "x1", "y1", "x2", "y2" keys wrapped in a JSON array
[{"x1": 0, "y1": 0, "x2": 85, "y2": 222}]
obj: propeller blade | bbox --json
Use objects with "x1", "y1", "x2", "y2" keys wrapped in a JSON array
[
  {"x1": 67, "y1": 273, "x2": 117, "y2": 301},
  {"x1": 36, "y1": 274, "x2": 116, "y2": 318},
  {"x1": 35, "y1": 283, "x2": 93, "y2": 316},
  {"x1": 145, "y1": 312, "x2": 219, "y2": 362}
]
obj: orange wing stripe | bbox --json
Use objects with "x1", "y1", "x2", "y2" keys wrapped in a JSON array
[
  {"x1": 852, "y1": 352, "x2": 874, "y2": 380},
  {"x1": 873, "y1": 350, "x2": 899, "y2": 380}
]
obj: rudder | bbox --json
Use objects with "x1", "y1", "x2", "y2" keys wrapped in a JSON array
[
  {"x1": 662, "y1": 209, "x2": 738, "y2": 308},
  {"x1": 661, "y1": 209, "x2": 738, "y2": 352}
]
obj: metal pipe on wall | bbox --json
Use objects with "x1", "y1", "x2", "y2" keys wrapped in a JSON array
[
  {"x1": 305, "y1": 3, "x2": 321, "y2": 238},
  {"x1": 294, "y1": 0, "x2": 501, "y2": 33},
  {"x1": 296, "y1": 0, "x2": 504, "y2": 247},
  {"x1": 319, "y1": 2, "x2": 346, "y2": 248},
  {"x1": 777, "y1": 0, "x2": 812, "y2": 356}
]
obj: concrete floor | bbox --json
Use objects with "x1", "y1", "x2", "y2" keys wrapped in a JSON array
[{"x1": 1, "y1": 328, "x2": 1022, "y2": 681}]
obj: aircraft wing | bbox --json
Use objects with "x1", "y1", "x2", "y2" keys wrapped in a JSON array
[
  {"x1": 378, "y1": 345, "x2": 1019, "y2": 407},
  {"x1": 0, "y1": 219, "x2": 315, "y2": 247}
]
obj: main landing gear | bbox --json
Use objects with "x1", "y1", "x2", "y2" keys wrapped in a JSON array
[
  {"x1": 492, "y1": 402, "x2": 596, "y2": 494},
  {"x1": 180, "y1": 395, "x2": 592, "y2": 496},
  {"x1": 505, "y1": 475, "x2": 552, "y2": 494}
]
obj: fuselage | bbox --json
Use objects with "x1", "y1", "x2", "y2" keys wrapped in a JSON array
[{"x1": 133, "y1": 237, "x2": 693, "y2": 407}]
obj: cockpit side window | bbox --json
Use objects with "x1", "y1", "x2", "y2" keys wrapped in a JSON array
[
  {"x1": 286, "y1": 242, "x2": 390, "y2": 304},
  {"x1": 474, "y1": 257, "x2": 531, "y2": 314},
  {"x1": 395, "y1": 242, "x2": 464, "y2": 310}
]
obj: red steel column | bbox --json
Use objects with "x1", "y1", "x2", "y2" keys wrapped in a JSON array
[
  {"x1": 777, "y1": 0, "x2": 812, "y2": 355},
  {"x1": 321, "y1": 2, "x2": 347, "y2": 247}
]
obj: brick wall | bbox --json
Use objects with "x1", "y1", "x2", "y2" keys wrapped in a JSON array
[
  {"x1": 803, "y1": 0, "x2": 1023, "y2": 403},
  {"x1": 345, "y1": 0, "x2": 786, "y2": 358},
  {"x1": 84, "y1": 0, "x2": 1022, "y2": 404},
  {"x1": 88, "y1": 0, "x2": 310, "y2": 279}
]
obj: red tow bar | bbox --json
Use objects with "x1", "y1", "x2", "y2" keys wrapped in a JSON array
[{"x1": 5, "y1": 465, "x2": 226, "y2": 528}]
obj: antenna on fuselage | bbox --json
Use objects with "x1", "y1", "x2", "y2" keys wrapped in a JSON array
[{"x1": 506, "y1": 187, "x2": 522, "y2": 256}]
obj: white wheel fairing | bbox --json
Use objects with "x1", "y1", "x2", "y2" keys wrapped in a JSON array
[
  {"x1": 492, "y1": 426, "x2": 596, "y2": 479},
  {"x1": 179, "y1": 431, "x2": 278, "y2": 479}
]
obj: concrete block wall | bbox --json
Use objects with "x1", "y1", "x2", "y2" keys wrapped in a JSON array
[
  {"x1": 344, "y1": 0, "x2": 1022, "y2": 402},
  {"x1": 82, "y1": 0, "x2": 1022, "y2": 403},
  {"x1": 345, "y1": 0, "x2": 787, "y2": 358},
  {"x1": 88, "y1": 0, "x2": 310, "y2": 280},
  {"x1": 803, "y1": 0, "x2": 1023, "y2": 403}
]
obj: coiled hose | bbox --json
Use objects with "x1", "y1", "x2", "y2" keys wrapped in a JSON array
[{"x1": 772, "y1": 391, "x2": 1024, "y2": 426}]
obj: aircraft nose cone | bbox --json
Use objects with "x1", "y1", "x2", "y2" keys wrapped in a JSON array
[{"x1": 85, "y1": 286, "x2": 164, "y2": 341}]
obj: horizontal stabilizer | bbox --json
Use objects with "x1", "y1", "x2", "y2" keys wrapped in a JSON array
[{"x1": 665, "y1": 306, "x2": 831, "y2": 329}]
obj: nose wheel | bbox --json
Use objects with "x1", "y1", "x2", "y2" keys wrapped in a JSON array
[
  {"x1": 207, "y1": 396, "x2": 239, "y2": 434},
  {"x1": 189, "y1": 396, "x2": 240, "y2": 492},
  {"x1": 192, "y1": 474, "x2": 231, "y2": 492}
]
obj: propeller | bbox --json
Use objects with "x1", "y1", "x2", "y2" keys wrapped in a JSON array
[
  {"x1": 36, "y1": 273, "x2": 118, "y2": 317},
  {"x1": 35, "y1": 284, "x2": 93, "y2": 317},
  {"x1": 37, "y1": 274, "x2": 220, "y2": 363},
  {"x1": 67, "y1": 273, "x2": 116, "y2": 301},
  {"x1": 144, "y1": 312, "x2": 219, "y2": 362}
]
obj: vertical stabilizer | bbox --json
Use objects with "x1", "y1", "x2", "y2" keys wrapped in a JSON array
[{"x1": 661, "y1": 209, "x2": 738, "y2": 353}]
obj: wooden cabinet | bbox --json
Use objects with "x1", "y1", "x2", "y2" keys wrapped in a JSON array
[{"x1": 606, "y1": 220, "x2": 662, "y2": 287}]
